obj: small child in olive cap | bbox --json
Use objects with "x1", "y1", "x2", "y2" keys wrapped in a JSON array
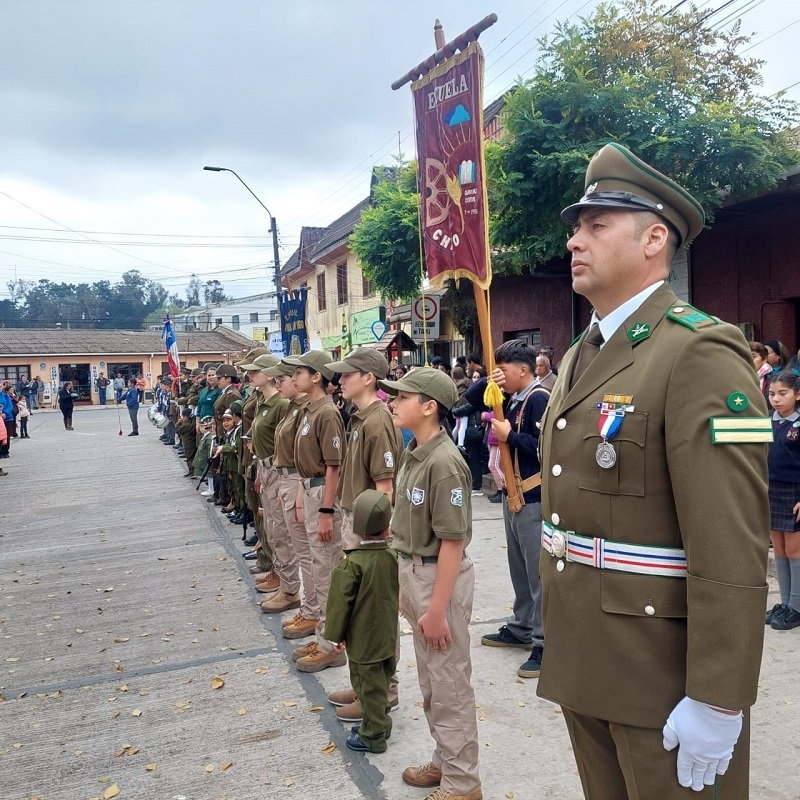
[{"x1": 324, "y1": 489, "x2": 399, "y2": 753}]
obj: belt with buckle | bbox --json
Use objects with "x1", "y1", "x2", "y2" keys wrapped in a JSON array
[
  {"x1": 301, "y1": 476, "x2": 326, "y2": 488},
  {"x1": 398, "y1": 552, "x2": 439, "y2": 564},
  {"x1": 541, "y1": 522, "x2": 687, "y2": 578},
  {"x1": 274, "y1": 466, "x2": 297, "y2": 476}
]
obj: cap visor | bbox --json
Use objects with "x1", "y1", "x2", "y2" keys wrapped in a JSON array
[
  {"x1": 326, "y1": 361, "x2": 359, "y2": 374},
  {"x1": 237, "y1": 362, "x2": 260, "y2": 371},
  {"x1": 281, "y1": 356, "x2": 307, "y2": 367},
  {"x1": 377, "y1": 378, "x2": 408, "y2": 396},
  {"x1": 262, "y1": 365, "x2": 293, "y2": 377}
]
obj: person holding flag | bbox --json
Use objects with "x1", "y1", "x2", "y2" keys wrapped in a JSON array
[{"x1": 162, "y1": 315, "x2": 181, "y2": 378}]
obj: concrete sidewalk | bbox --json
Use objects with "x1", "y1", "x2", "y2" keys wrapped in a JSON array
[{"x1": 0, "y1": 408, "x2": 797, "y2": 800}]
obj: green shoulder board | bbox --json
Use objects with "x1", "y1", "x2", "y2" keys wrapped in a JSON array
[{"x1": 665, "y1": 303, "x2": 719, "y2": 331}]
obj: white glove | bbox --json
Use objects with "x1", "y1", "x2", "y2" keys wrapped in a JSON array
[{"x1": 662, "y1": 696, "x2": 742, "y2": 792}]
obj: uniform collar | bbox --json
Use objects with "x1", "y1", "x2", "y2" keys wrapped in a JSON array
[
  {"x1": 407, "y1": 427, "x2": 449, "y2": 461},
  {"x1": 307, "y1": 395, "x2": 332, "y2": 412},
  {"x1": 353, "y1": 398, "x2": 384, "y2": 420},
  {"x1": 349, "y1": 540, "x2": 390, "y2": 550},
  {"x1": 773, "y1": 410, "x2": 800, "y2": 423},
  {"x1": 591, "y1": 281, "x2": 664, "y2": 348},
  {"x1": 510, "y1": 379, "x2": 537, "y2": 404}
]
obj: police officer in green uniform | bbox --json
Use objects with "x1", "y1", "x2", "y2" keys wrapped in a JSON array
[{"x1": 537, "y1": 143, "x2": 770, "y2": 799}]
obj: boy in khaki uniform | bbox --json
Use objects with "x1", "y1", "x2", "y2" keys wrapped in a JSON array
[
  {"x1": 264, "y1": 361, "x2": 318, "y2": 641},
  {"x1": 325, "y1": 489, "x2": 399, "y2": 754},
  {"x1": 282, "y1": 350, "x2": 347, "y2": 673},
  {"x1": 324, "y1": 348, "x2": 403, "y2": 723},
  {"x1": 378, "y1": 368, "x2": 482, "y2": 800}
]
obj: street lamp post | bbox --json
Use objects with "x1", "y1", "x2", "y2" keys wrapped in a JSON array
[{"x1": 203, "y1": 166, "x2": 283, "y2": 313}]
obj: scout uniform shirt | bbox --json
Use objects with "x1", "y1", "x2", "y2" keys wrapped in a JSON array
[
  {"x1": 273, "y1": 397, "x2": 309, "y2": 469},
  {"x1": 337, "y1": 400, "x2": 404, "y2": 511},
  {"x1": 537, "y1": 283, "x2": 769, "y2": 729},
  {"x1": 293, "y1": 395, "x2": 345, "y2": 479},
  {"x1": 391, "y1": 428, "x2": 472, "y2": 558},
  {"x1": 324, "y1": 541, "x2": 399, "y2": 663},
  {"x1": 213, "y1": 385, "x2": 242, "y2": 438},
  {"x1": 249, "y1": 393, "x2": 289, "y2": 461}
]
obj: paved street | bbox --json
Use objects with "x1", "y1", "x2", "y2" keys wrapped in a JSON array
[{"x1": 1, "y1": 407, "x2": 798, "y2": 800}]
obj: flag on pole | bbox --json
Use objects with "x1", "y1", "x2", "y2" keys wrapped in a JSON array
[
  {"x1": 162, "y1": 316, "x2": 180, "y2": 378},
  {"x1": 411, "y1": 40, "x2": 491, "y2": 290}
]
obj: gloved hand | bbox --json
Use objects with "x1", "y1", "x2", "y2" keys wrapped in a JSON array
[{"x1": 662, "y1": 696, "x2": 742, "y2": 792}]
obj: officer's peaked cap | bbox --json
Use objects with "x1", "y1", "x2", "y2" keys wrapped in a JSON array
[{"x1": 561, "y1": 143, "x2": 705, "y2": 245}]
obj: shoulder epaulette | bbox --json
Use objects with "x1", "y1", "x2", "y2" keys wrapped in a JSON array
[{"x1": 665, "y1": 303, "x2": 719, "y2": 331}]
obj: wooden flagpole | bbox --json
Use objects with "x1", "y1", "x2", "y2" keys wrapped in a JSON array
[{"x1": 394, "y1": 16, "x2": 524, "y2": 512}]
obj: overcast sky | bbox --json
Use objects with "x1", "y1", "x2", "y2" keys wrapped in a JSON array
[{"x1": 1, "y1": 0, "x2": 797, "y2": 305}]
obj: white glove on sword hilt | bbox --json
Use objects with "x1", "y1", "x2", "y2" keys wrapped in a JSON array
[{"x1": 662, "y1": 696, "x2": 743, "y2": 792}]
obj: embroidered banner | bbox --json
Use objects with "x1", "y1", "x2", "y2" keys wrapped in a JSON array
[
  {"x1": 278, "y1": 287, "x2": 309, "y2": 357},
  {"x1": 412, "y1": 40, "x2": 491, "y2": 290}
]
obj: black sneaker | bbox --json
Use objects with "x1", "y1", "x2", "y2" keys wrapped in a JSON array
[
  {"x1": 481, "y1": 625, "x2": 531, "y2": 650},
  {"x1": 518, "y1": 646, "x2": 544, "y2": 679},
  {"x1": 488, "y1": 491, "x2": 502, "y2": 504},
  {"x1": 771, "y1": 606, "x2": 800, "y2": 631},
  {"x1": 766, "y1": 603, "x2": 787, "y2": 625}
]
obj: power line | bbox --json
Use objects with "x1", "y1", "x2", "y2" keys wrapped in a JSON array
[{"x1": 741, "y1": 13, "x2": 800, "y2": 52}]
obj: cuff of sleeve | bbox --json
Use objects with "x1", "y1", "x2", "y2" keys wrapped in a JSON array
[{"x1": 686, "y1": 573, "x2": 767, "y2": 710}]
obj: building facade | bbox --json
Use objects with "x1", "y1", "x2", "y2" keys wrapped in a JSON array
[{"x1": 0, "y1": 328, "x2": 253, "y2": 406}]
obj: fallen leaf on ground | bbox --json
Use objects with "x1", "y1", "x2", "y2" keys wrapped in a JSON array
[
  {"x1": 113, "y1": 638, "x2": 130, "y2": 644},
  {"x1": 112, "y1": 711, "x2": 121, "y2": 719},
  {"x1": 309, "y1": 706, "x2": 324, "y2": 712},
  {"x1": 145, "y1": 763, "x2": 157, "y2": 771},
  {"x1": 210, "y1": 677, "x2": 225, "y2": 690},
  {"x1": 282, "y1": 701, "x2": 296, "y2": 708},
  {"x1": 321, "y1": 743, "x2": 336, "y2": 755},
  {"x1": 284, "y1": 778, "x2": 295, "y2": 787},
  {"x1": 131, "y1": 709, "x2": 142, "y2": 717},
  {"x1": 103, "y1": 784, "x2": 120, "y2": 799},
  {"x1": 237, "y1": 708, "x2": 247, "y2": 716},
  {"x1": 204, "y1": 763, "x2": 215, "y2": 773},
  {"x1": 220, "y1": 760, "x2": 233, "y2": 771}
]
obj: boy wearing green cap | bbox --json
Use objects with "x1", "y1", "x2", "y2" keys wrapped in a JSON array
[
  {"x1": 378, "y1": 368, "x2": 481, "y2": 800},
  {"x1": 325, "y1": 489, "x2": 399, "y2": 754}
]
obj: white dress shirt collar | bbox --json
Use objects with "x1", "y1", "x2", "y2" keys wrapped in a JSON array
[{"x1": 591, "y1": 281, "x2": 664, "y2": 349}]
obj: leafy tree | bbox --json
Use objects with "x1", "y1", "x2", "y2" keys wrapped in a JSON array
[
  {"x1": 186, "y1": 274, "x2": 202, "y2": 307},
  {"x1": 489, "y1": 0, "x2": 799, "y2": 272},
  {"x1": 9, "y1": 270, "x2": 171, "y2": 329},
  {"x1": 350, "y1": 162, "x2": 423, "y2": 301},
  {"x1": 203, "y1": 279, "x2": 227, "y2": 305}
]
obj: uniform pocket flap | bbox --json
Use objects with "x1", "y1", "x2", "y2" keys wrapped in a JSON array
[
  {"x1": 600, "y1": 571, "x2": 687, "y2": 618},
  {"x1": 582, "y1": 409, "x2": 648, "y2": 446}
]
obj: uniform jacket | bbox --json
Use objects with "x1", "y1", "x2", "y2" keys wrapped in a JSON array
[
  {"x1": 537, "y1": 283, "x2": 769, "y2": 728},
  {"x1": 324, "y1": 542, "x2": 399, "y2": 663},
  {"x1": 213, "y1": 385, "x2": 241, "y2": 438}
]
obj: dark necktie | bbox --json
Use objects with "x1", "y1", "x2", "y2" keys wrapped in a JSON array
[{"x1": 571, "y1": 323, "x2": 604, "y2": 388}]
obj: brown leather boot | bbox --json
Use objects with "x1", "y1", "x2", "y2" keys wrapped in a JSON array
[
  {"x1": 403, "y1": 763, "x2": 443, "y2": 788},
  {"x1": 260, "y1": 590, "x2": 301, "y2": 614},
  {"x1": 282, "y1": 614, "x2": 319, "y2": 639}
]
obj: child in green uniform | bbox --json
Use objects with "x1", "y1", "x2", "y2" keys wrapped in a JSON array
[
  {"x1": 378, "y1": 368, "x2": 482, "y2": 800},
  {"x1": 325, "y1": 489, "x2": 398, "y2": 754}
]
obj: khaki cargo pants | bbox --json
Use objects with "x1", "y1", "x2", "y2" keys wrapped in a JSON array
[
  {"x1": 258, "y1": 462, "x2": 300, "y2": 595},
  {"x1": 277, "y1": 471, "x2": 319, "y2": 621},
  {"x1": 301, "y1": 480, "x2": 343, "y2": 653},
  {"x1": 399, "y1": 554, "x2": 481, "y2": 797},
  {"x1": 245, "y1": 470, "x2": 273, "y2": 572}
]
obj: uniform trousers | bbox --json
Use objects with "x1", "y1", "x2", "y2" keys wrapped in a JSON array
[
  {"x1": 342, "y1": 508, "x2": 400, "y2": 705},
  {"x1": 258, "y1": 464, "x2": 300, "y2": 595},
  {"x1": 245, "y1": 471, "x2": 273, "y2": 572},
  {"x1": 301, "y1": 482, "x2": 343, "y2": 653},
  {"x1": 562, "y1": 706, "x2": 751, "y2": 800},
  {"x1": 277, "y1": 473, "x2": 318, "y2": 620},
  {"x1": 502, "y1": 499, "x2": 544, "y2": 647},
  {"x1": 398, "y1": 554, "x2": 481, "y2": 796},
  {"x1": 350, "y1": 656, "x2": 396, "y2": 753},
  {"x1": 229, "y1": 470, "x2": 245, "y2": 512}
]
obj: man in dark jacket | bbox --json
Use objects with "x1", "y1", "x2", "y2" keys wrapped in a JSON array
[{"x1": 466, "y1": 339, "x2": 550, "y2": 679}]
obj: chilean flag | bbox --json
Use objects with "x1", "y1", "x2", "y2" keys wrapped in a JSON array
[{"x1": 161, "y1": 316, "x2": 180, "y2": 378}]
